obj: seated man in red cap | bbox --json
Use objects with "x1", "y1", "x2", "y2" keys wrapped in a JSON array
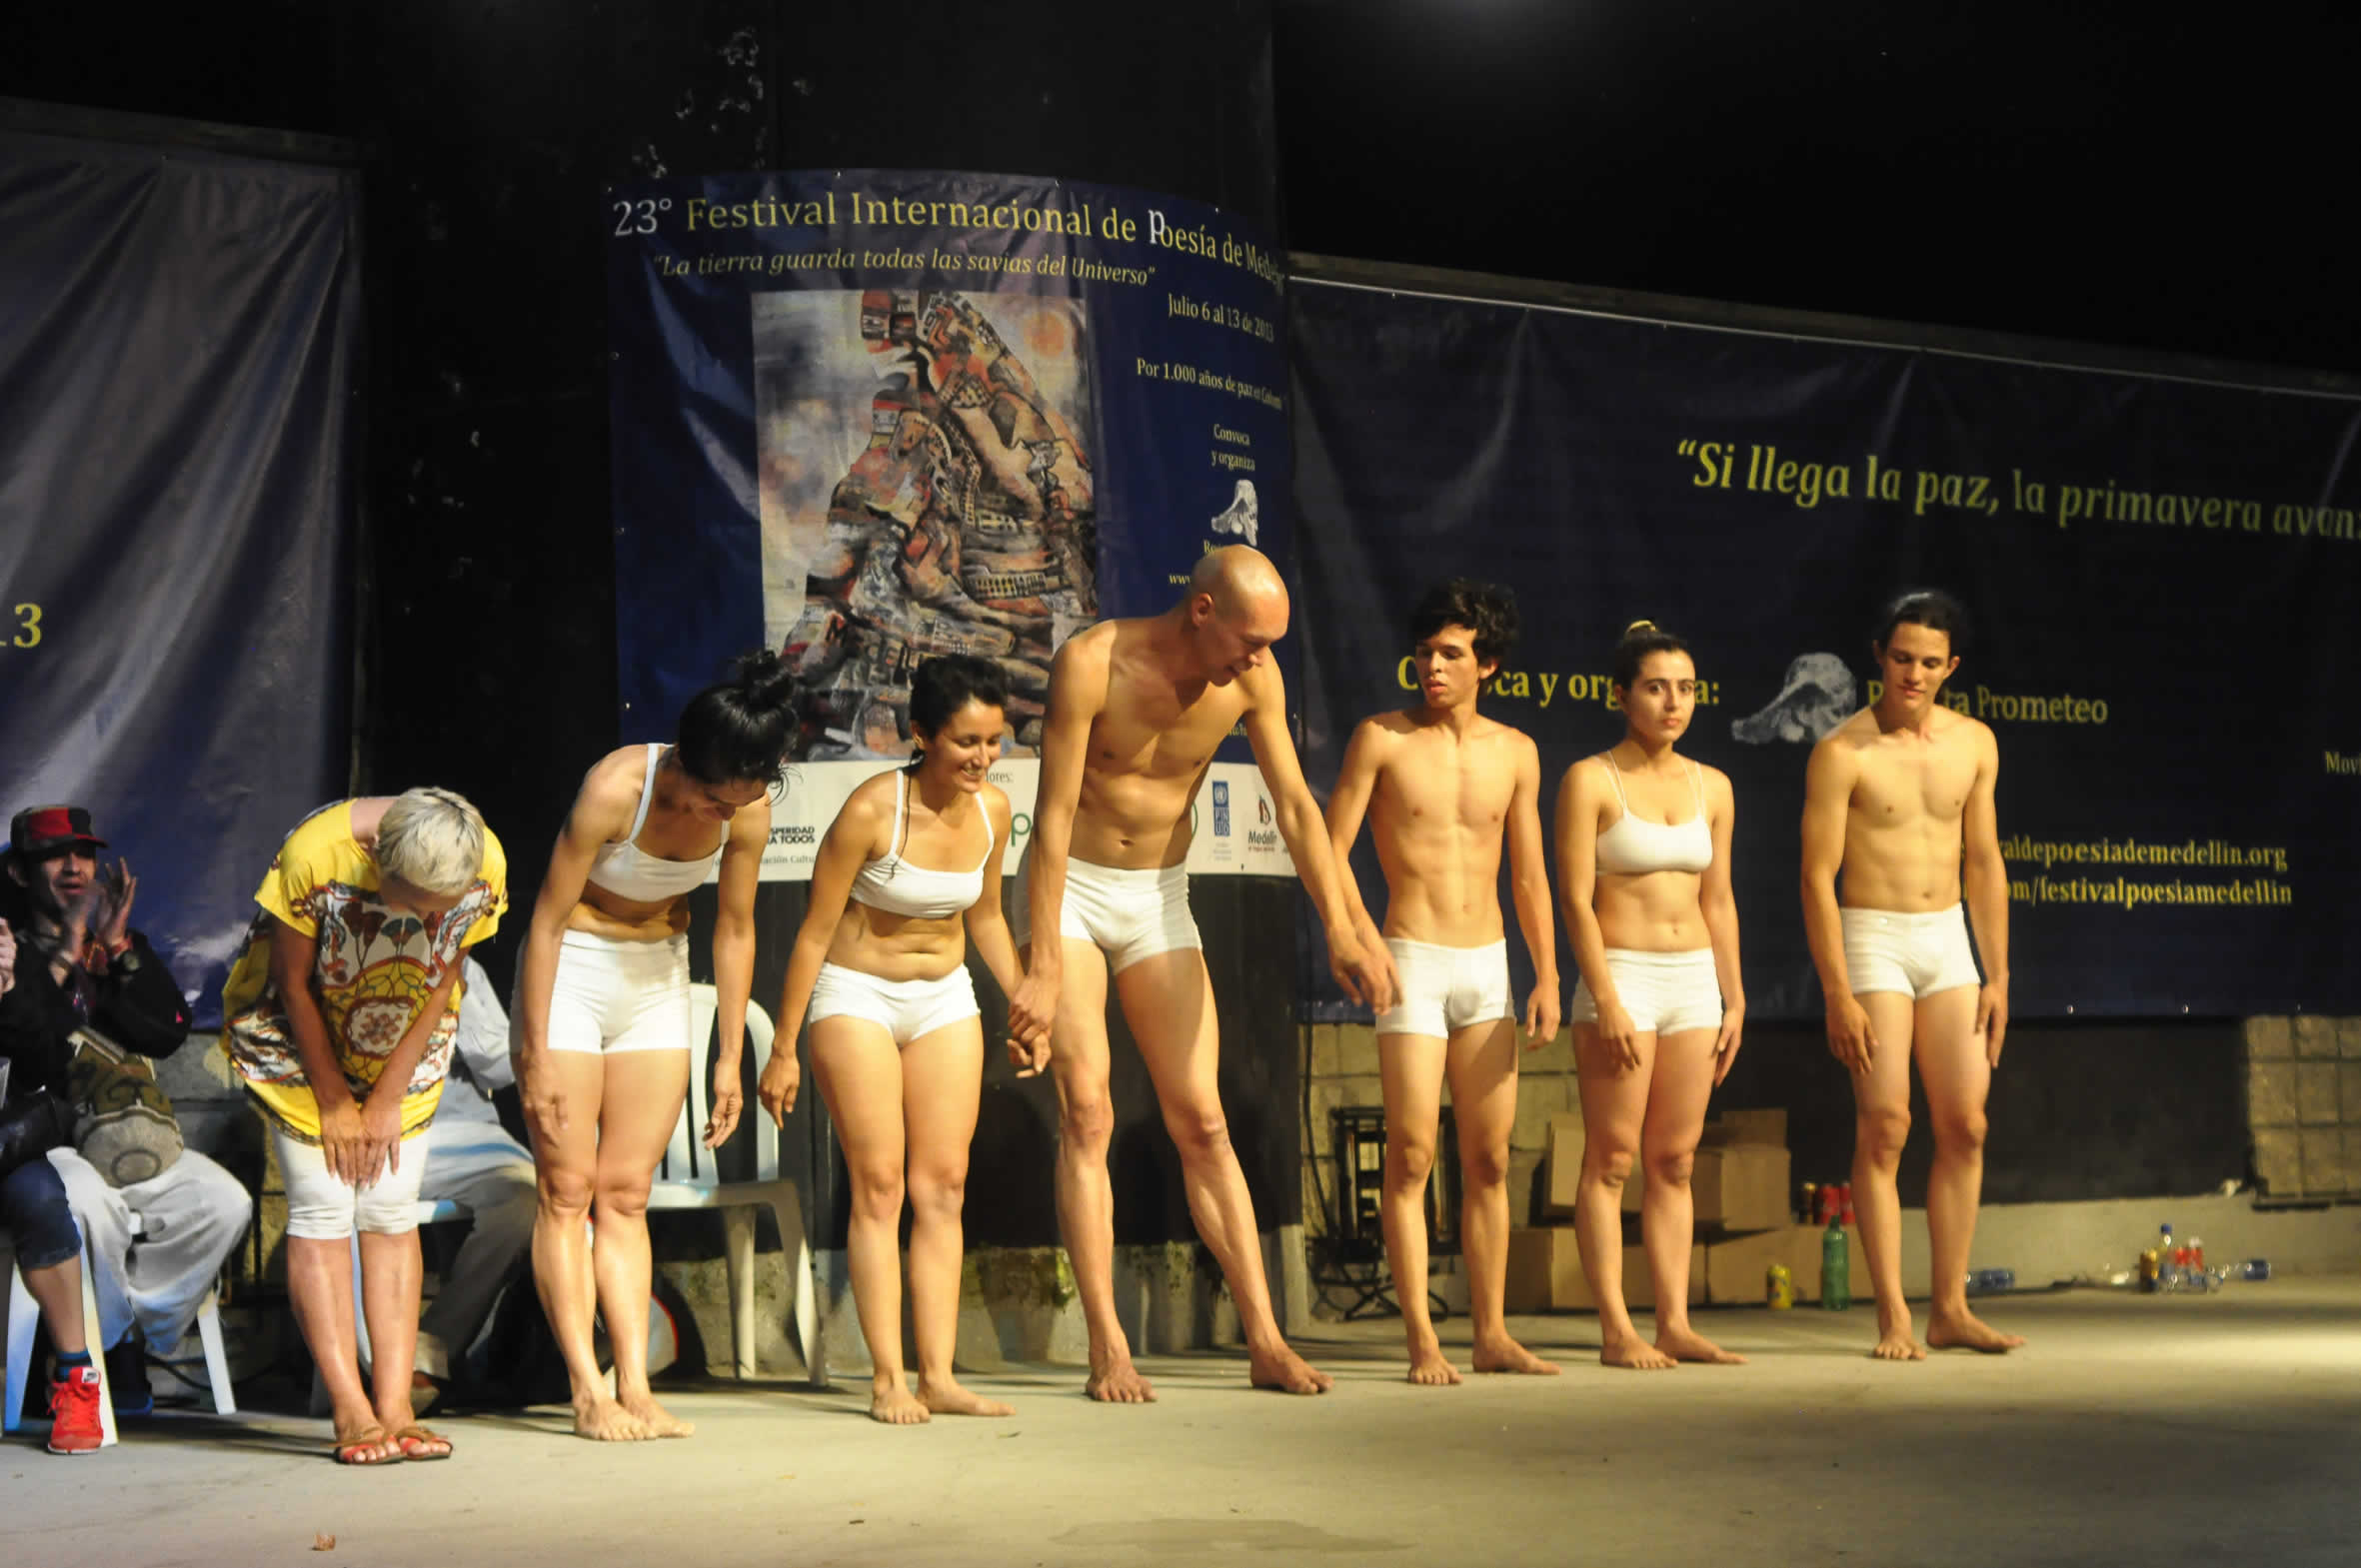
[{"x1": 1, "y1": 804, "x2": 253, "y2": 1414}]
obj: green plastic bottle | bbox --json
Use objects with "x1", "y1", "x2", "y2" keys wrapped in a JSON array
[{"x1": 1820, "y1": 1217, "x2": 1850, "y2": 1309}]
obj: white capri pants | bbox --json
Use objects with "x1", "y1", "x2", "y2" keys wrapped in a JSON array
[
  {"x1": 540, "y1": 929, "x2": 692, "y2": 1054},
  {"x1": 273, "y1": 1121, "x2": 431, "y2": 1240},
  {"x1": 809, "y1": 961, "x2": 980, "y2": 1047},
  {"x1": 1567, "y1": 947, "x2": 1723, "y2": 1036}
]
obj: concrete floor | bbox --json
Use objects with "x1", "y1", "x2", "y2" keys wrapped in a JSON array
[{"x1": 11, "y1": 1278, "x2": 2359, "y2": 1568}]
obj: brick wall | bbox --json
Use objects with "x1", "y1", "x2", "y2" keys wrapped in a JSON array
[{"x1": 2243, "y1": 1015, "x2": 2361, "y2": 1200}]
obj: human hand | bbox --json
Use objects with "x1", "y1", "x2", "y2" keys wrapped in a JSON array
[
  {"x1": 1976, "y1": 983, "x2": 2008, "y2": 1068},
  {"x1": 1328, "y1": 927, "x2": 1399, "y2": 1015},
  {"x1": 757, "y1": 1048, "x2": 801, "y2": 1126},
  {"x1": 317, "y1": 1097, "x2": 369, "y2": 1186},
  {"x1": 1825, "y1": 994, "x2": 1876, "y2": 1074},
  {"x1": 1008, "y1": 968, "x2": 1060, "y2": 1052},
  {"x1": 95, "y1": 858, "x2": 136, "y2": 953},
  {"x1": 358, "y1": 1093, "x2": 404, "y2": 1186},
  {"x1": 1594, "y1": 998, "x2": 1642, "y2": 1072},
  {"x1": 59, "y1": 876, "x2": 106, "y2": 953},
  {"x1": 0, "y1": 917, "x2": 15, "y2": 997},
  {"x1": 704, "y1": 1059, "x2": 744, "y2": 1148},
  {"x1": 1712, "y1": 1003, "x2": 1745, "y2": 1085},
  {"x1": 1006, "y1": 1014, "x2": 1052, "y2": 1078},
  {"x1": 1523, "y1": 983, "x2": 1560, "y2": 1050},
  {"x1": 518, "y1": 1059, "x2": 569, "y2": 1148}
]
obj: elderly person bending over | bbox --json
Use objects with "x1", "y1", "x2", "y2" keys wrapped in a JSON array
[{"x1": 222, "y1": 788, "x2": 506, "y2": 1465}]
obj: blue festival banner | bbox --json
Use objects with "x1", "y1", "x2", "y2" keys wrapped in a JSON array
[
  {"x1": 606, "y1": 169, "x2": 1291, "y2": 871},
  {"x1": 0, "y1": 131, "x2": 358, "y2": 1023},
  {"x1": 1291, "y1": 278, "x2": 2361, "y2": 1020}
]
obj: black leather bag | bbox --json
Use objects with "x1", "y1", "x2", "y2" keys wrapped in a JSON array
[{"x1": 0, "y1": 1088, "x2": 76, "y2": 1180}]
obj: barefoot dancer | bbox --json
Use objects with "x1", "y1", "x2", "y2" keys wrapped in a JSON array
[
  {"x1": 1324, "y1": 580, "x2": 1560, "y2": 1385},
  {"x1": 1005, "y1": 546, "x2": 1398, "y2": 1402},
  {"x1": 1801, "y1": 591, "x2": 2019, "y2": 1360},
  {"x1": 758, "y1": 657, "x2": 1044, "y2": 1425},
  {"x1": 512, "y1": 652, "x2": 793, "y2": 1440},
  {"x1": 1557, "y1": 622, "x2": 1747, "y2": 1370}
]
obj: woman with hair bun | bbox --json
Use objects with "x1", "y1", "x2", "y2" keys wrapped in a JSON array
[
  {"x1": 512, "y1": 650, "x2": 795, "y2": 1441},
  {"x1": 758, "y1": 654, "x2": 1044, "y2": 1425},
  {"x1": 1554, "y1": 621, "x2": 1746, "y2": 1369}
]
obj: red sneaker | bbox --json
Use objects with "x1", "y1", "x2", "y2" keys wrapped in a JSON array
[{"x1": 47, "y1": 1366, "x2": 104, "y2": 1454}]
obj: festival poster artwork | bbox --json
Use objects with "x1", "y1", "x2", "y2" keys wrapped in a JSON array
[
  {"x1": 1289, "y1": 279, "x2": 2361, "y2": 1018},
  {"x1": 607, "y1": 170, "x2": 1292, "y2": 876}
]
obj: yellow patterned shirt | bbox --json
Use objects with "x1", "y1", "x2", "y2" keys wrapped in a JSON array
[{"x1": 222, "y1": 800, "x2": 507, "y2": 1141}]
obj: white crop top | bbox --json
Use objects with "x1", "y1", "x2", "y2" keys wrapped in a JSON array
[
  {"x1": 585, "y1": 745, "x2": 725, "y2": 902},
  {"x1": 850, "y1": 771, "x2": 995, "y2": 920},
  {"x1": 1592, "y1": 754, "x2": 1713, "y2": 876}
]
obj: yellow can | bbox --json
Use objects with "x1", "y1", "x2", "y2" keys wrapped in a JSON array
[{"x1": 1766, "y1": 1263, "x2": 1795, "y2": 1310}]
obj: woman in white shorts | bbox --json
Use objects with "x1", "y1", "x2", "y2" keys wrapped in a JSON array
[
  {"x1": 758, "y1": 655, "x2": 1040, "y2": 1425},
  {"x1": 1554, "y1": 621, "x2": 1746, "y2": 1369},
  {"x1": 511, "y1": 651, "x2": 791, "y2": 1442},
  {"x1": 223, "y1": 786, "x2": 505, "y2": 1463}
]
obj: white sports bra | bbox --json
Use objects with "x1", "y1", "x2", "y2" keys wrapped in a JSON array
[
  {"x1": 585, "y1": 745, "x2": 725, "y2": 902},
  {"x1": 1593, "y1": 754, "x2": 1713, "y2": 876},
  {"x1": 850, "y1": 771, "x2": 995, "y2": 920}
]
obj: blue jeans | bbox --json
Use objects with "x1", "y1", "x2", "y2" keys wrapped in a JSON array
[{"x1": 1, "y1": 1155, "x2": 81, "y2": 1271}]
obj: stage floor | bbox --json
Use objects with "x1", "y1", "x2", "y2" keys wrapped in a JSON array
[{"x1": 19, "y1": 1275, "x2": 2360, "y2": 1566}]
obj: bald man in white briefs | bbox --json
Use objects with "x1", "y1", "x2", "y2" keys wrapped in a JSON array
[
  {"x1": 1009, "y1": 545, "x2": 1399, "y2": 1400},
  {"x1": 1800, "y1": 590, "x2": 2021, "y2": 1360}
]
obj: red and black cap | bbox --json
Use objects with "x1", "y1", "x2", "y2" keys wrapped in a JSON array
[{"x1": 9, "y1": 805, "x2": 107, "y2": 859}]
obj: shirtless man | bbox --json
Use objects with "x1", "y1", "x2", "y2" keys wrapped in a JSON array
[
  {"x1": 1008, "y1": 545, "x2": 1399, "y2": 1400},
  {"x1": 1324, "y1": 580, "x2": 1560, "y2": 1385},
  {"x1": 1800, "y1": 590, "x2": 2020, "y2": 1360}
]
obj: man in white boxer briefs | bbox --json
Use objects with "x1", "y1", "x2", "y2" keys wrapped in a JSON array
[
  {"x1": 1800, "y1": 590, "x2": 2021, "y2": 1359},
  {"x1": 1008, "y1": 546, "x2": 1398, "y2": 1400},
  {"x1": 1323, "y1": 580, "x2": 1560, "y2": 1385}
]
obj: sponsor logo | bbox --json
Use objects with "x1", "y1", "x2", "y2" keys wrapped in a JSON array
[{"x1": 1212, "y1": 780, "x2": 1231, "y2": 836}]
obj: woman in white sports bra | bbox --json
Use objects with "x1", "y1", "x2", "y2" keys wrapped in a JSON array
[
  {"x1": 511, "y1": 650, "x2": 793, "y2": 1442},
  {"x1": 757, "y1": 656, "x2": 1040, "y2": 1425},
  {"x1": 1554, "y1": 620, "x2": 1746, "y2": 1370}
]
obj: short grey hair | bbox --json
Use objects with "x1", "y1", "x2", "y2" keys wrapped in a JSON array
[{"x1": 375, "y1": 786, "x2": 486, "y2": 896}]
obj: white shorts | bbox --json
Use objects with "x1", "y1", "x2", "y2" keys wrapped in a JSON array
[
  {"x1": 1841, "y1": 904, "x2": 1982, "y2": 999},
  {"x1": 274, "y1": 1122, "x2": 430, "y2": 1241},
  {"x1": 539, "y1": 930, "x2": 692, "y2": 1054},
  {"x1": 1375, "y1": 938, "x2": 1512, "y2": 1037},
  {"x1": 1568, "y1": 948, "x2": 1723, "y2": 1036},
  {"x1": 809, "y1": 961, "x2": 980, "y2": 1046},
  {"x1": 1011, "y1": 850, "x2": 1201, "y2": 974}
]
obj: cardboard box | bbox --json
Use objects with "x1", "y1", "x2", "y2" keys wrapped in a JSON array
[
  {"x1": 1541, "y1": 1112, "x2": 1586, "y2": 1217},
  {"x1": 1620, "y1": 1143, "x2": 1792, "y2": 1231},
  {"x1": 1504, "y1": 1227, "x2": 1705, "y2": 1312},
  {"x1": 1699, "y1": 1107, "x2": 1787, "y2": 1148},
  {"x1": 1702, "y1": 1223, "x2": 1862, "y2": 1304}
]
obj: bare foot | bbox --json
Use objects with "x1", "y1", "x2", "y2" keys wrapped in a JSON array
[
  {"x1": 1654, "y1": 1326, "x2": 1746, "y2": 1365},
  {"x1": 1470, "y1": 1336, "x2": 1561, "y2": 1376},
  {"x1": 1926, "y1": 1307, "x2": 2025, "y2": 1353},
  {"x1": 573, "y1": 1392, "x2": 654, "y2": 1441},
  {"x1": 1085, "y1": 1355, "x2": 1157, "y2": 1404},
  {"x1": 1405, "y1": 1340, "x2": 1463, "y2": 1385},
  {"x1": 1248, "y1": 1341, "x2": 1333, "y2": 1395},
  {"x1": 918, "y1": 1377, "x2": 1014, "y2": 1417},
  {"x1": 1600, "y1": 1331, "x2": 1678, "y2": 1370},
  {"x1": 1869, "y1": 1322, "x2": 1927, "y2": 1361},
  {"x1": 871, "y1": 1380, "x2": 932, "y2": 1425},
  {"x1": 619, "y1": 1391, "x2": 695, "y2": 1437}
]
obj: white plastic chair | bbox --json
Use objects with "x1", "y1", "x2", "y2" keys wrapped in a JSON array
[
  {"x1": 648, "y1": 985, "x2": 821, "y2": 1383},
  {"x1": 124, "y1": 1209, "x2": 237, "y2": 1415}
]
